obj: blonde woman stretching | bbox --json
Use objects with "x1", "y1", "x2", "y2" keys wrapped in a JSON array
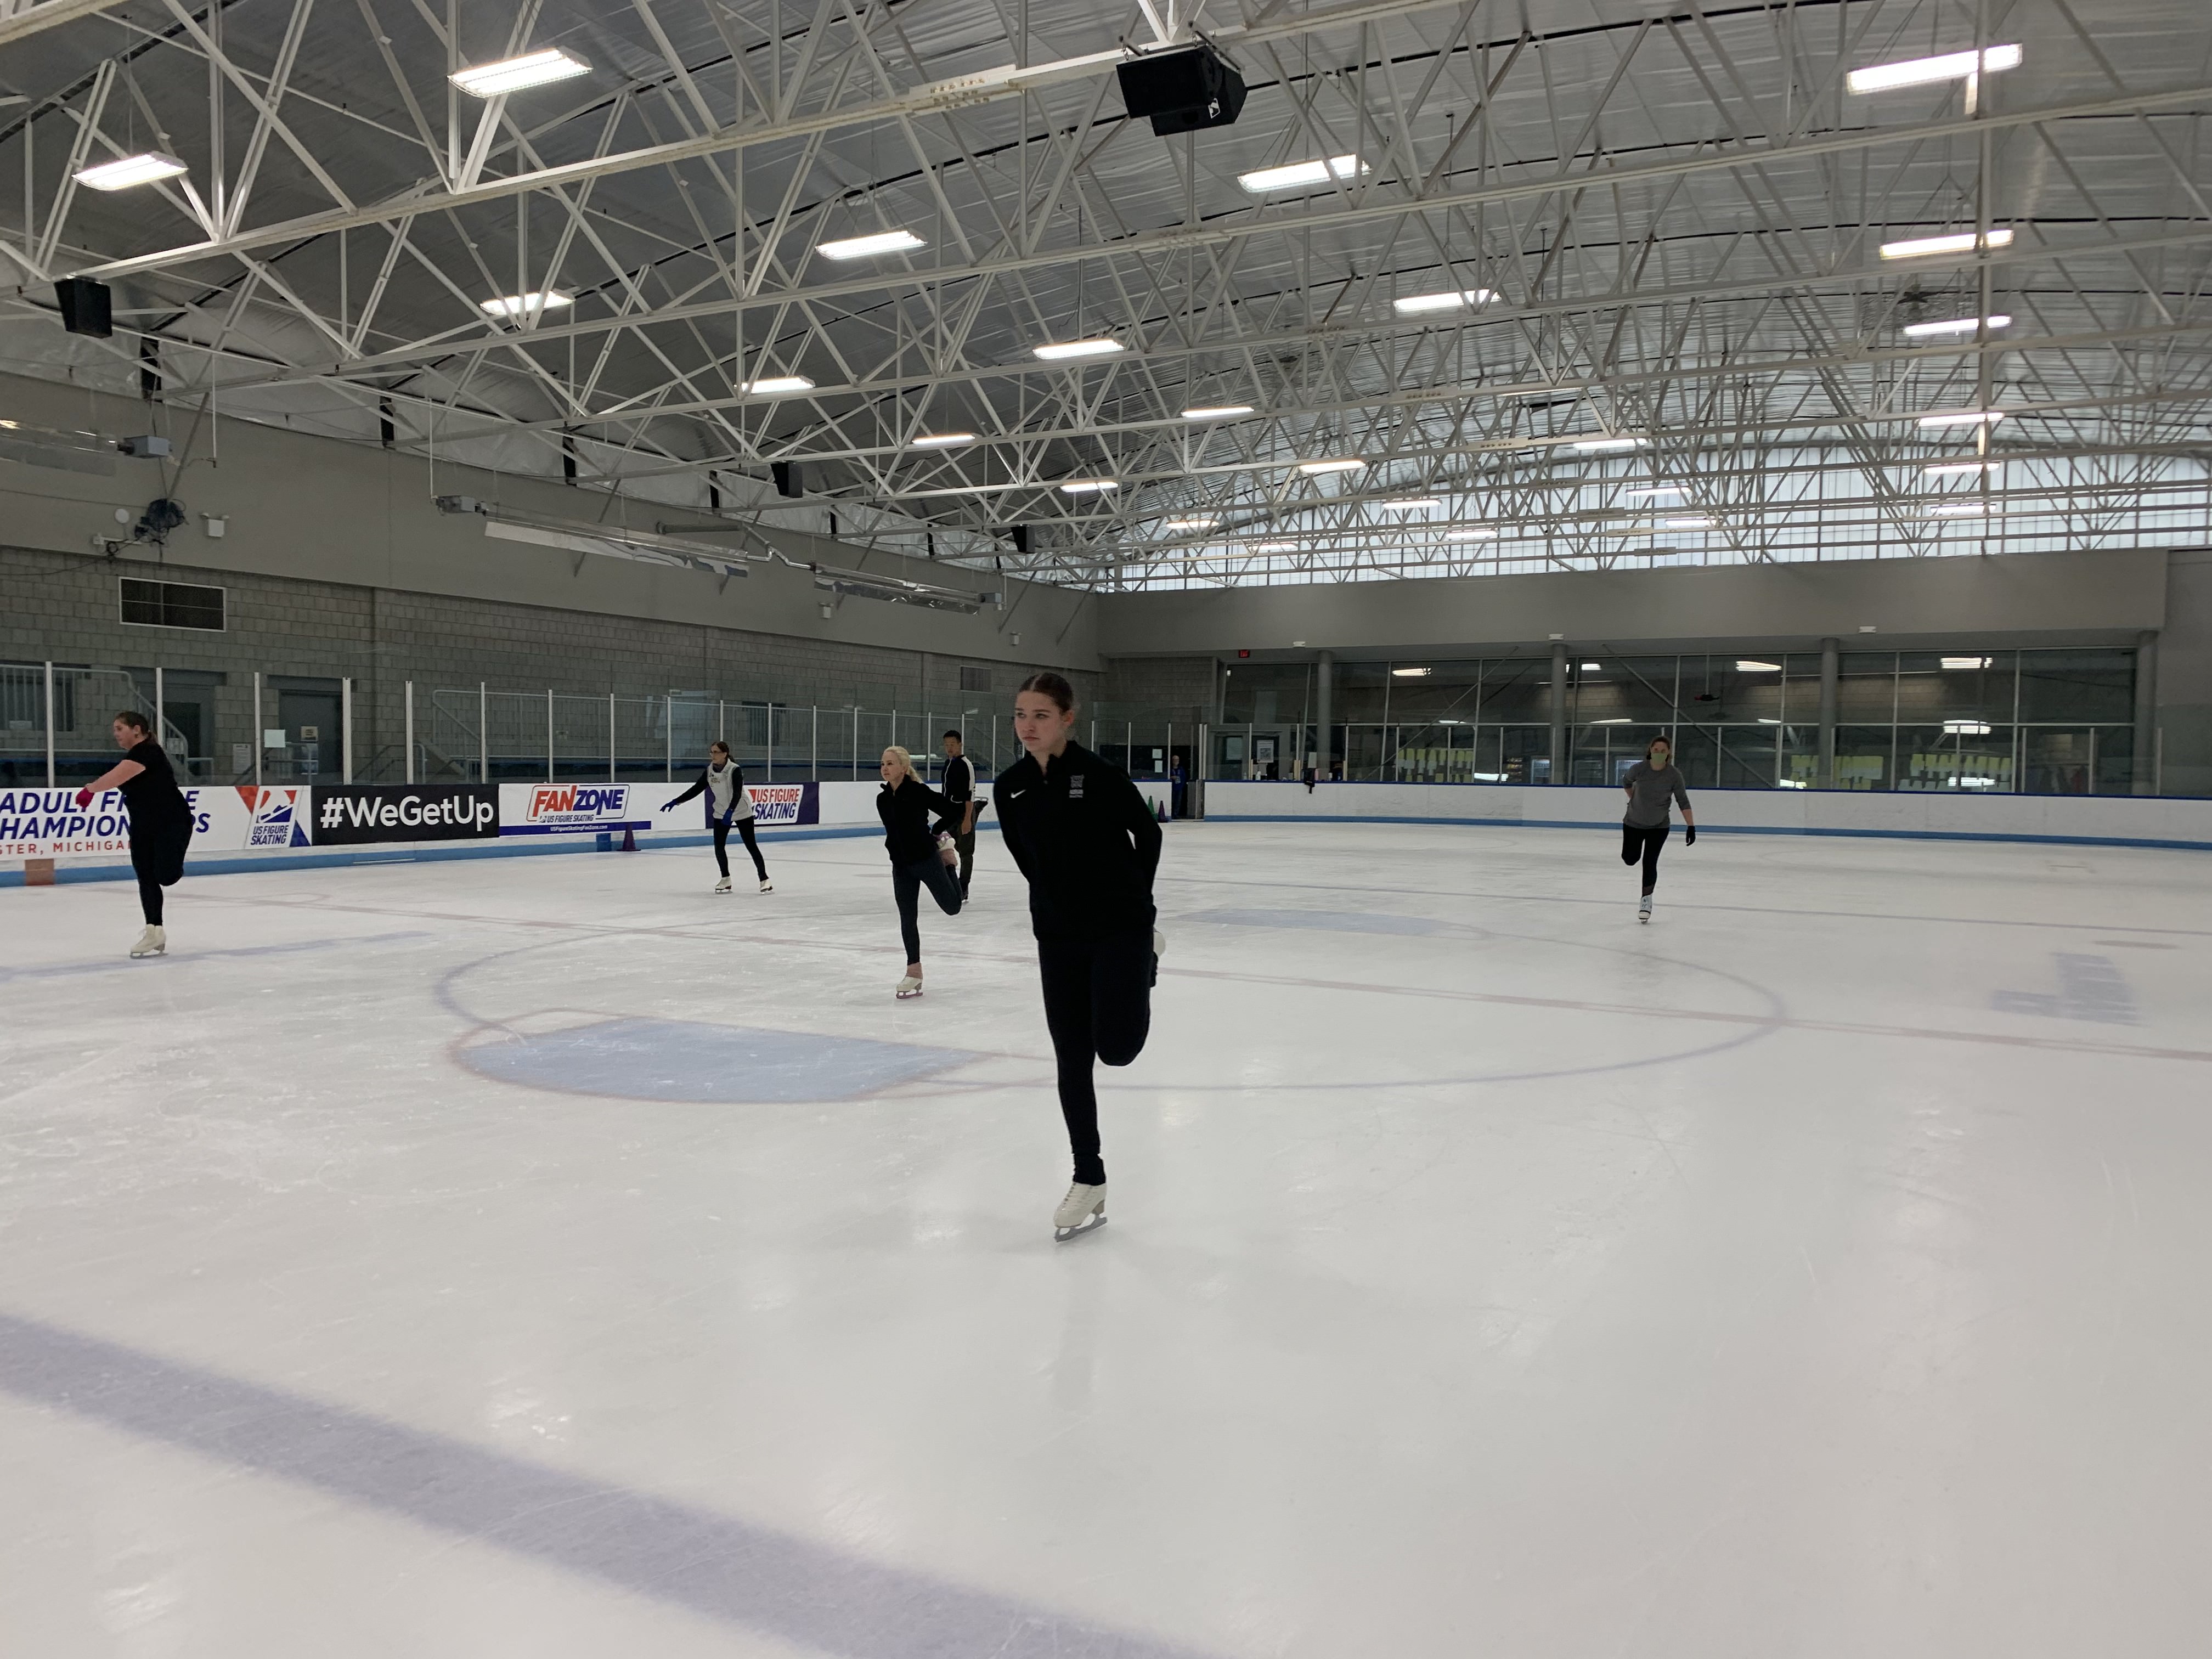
[{"x1": 874, "y1": 745, "x2": 964, "y2": 997}]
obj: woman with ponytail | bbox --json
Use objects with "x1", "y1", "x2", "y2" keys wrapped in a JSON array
[{"x1": 874, "y1": 744, "x2": 964, "y2": 997}]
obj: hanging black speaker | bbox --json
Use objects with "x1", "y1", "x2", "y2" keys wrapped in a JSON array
[
  {"x1": 1116, "y1": 46, "x2": 1246, "y2": 137},
  {"x1": 772, "y1": 461, "x2": 802, "y2": 498},
  {"x1": 55, "y1": 277, "x2": 113, "y2": 339}
]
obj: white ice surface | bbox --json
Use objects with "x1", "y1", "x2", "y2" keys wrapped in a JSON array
[{"x1": 3, "y1": 823, "x2": 2210, "y2": 1657}]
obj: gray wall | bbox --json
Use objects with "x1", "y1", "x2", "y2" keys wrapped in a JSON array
[{"x1": 2163, "y1": 550, "x2": 2212, "y2": 797}]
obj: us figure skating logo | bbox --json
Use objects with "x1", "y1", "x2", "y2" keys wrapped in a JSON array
[
  {"x1": 747, "y1": 784, "x2": 809, "y2": 826},
  {"x1": 246, "y1": 787, "x2": 310, "y2": 847}
]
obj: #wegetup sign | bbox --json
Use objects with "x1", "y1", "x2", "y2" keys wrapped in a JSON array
[
  {"x1": 0, "y1": 785, "x2": 291, "y2": 862},
  {"x1": 312, "y1": 784, "x2": 499, "y2": 844}
]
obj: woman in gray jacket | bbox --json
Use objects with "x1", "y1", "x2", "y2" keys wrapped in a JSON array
[
  {"x1": 665, "y1": 741, "x2": 772, "y2": 893},
  {"x1": 1620, "y1": 735, "x2": 1696, "y2": 922}
]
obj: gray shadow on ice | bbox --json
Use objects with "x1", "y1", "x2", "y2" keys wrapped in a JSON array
[{"x1": 0, "y1": 1311, "x2": 1213, "y2": 1659}]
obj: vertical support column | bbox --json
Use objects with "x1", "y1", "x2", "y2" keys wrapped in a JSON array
[
  {"x1": 1314, "y1": 649, "x2": 1333, "y2": 780},
  {"x1": 2134, "y1": 629, "x2": 2159, "y2": 795},
  {"x1": 1548, "y1": 643, "x2": 1566, "y2": 785},
  {"x1": 253, "y1": 670, "x2": 263, "y2": 787},
  {"x1": 811, "y1": 706, "x2": 819, "y2": 781},
  {"x1": 404, "y1": 681, "x2": 415, "y2": 783},
  {"x1": 766, "y1": 703, "x2": 775, "y2": 782},
  {"x1": 851, "y1": 706, "x2": 859, "y2": 780},
  {"x1": 664, "y1": 694, "x2": 673, "y2": 783},
  {"x1": 546, "y1": 688, "x2": 555, "y2": 782},
  {"x1": 43, "y1": 660, "x2": 54, "y2": 786},
  {"x1": 154, "y1": 665, "x2": 165, "y2": 757},
  {"x1": 476, "y1": 682, "x2": 487, "y2": 783},
  {"x1": 1818, "y1": 637, "x2": 1839, "y2": 791},
  {"x1": 608, "y1": 692, "x2": 617, "y2": 783},
  {"x1": 343, "y1": 678, "x2": 356, "y2": 782}
]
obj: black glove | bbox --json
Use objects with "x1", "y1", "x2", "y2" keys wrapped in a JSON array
[
  {"x1": 1684, "y1": 823, "x2": 1697, "y2": 846},
  {"x1": 662, "y1": 799, "x2": 679, "y2": 812}
]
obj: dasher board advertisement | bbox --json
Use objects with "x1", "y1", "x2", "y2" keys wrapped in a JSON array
[
  {"x1": 313, "y1": 785, "x2": 498, "y2": 843},
  {"x1": 500, "y1": 782, "x2": 651, "y2": 834},
  {"x1": 1, "y1": 785, "x2": 283, "y2": 862}
]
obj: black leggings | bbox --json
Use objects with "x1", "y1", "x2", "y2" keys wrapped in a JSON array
[
  {"x1": 893, "y1": 853, "x2": 962, "y2": 963},
  {"x1": 713, "y1": 818, "x2": 767, "y2": 881},
  {"x1": 1037, "y1": 931, "x2": 1154, "y2": 1187},
  {"x1": 1621, "y1": 823, "x2": 1670, "y2": 894},
  {"x1": 129, "y1": 832, "x2": 188, "y2": 924}
]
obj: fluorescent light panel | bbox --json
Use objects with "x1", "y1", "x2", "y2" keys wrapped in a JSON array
[
  {"x1": 1902, "y1": 313, "x2": 2012, "y2": 337},
  {"x1": 1942, "y1": 656, "x2": 1994, "y2": 669},
  {"x1": 1881, "y1": 228, "x2": 2015, "y2": 259},
  {"x1": 451, "y1": 47, "x2": 590, "y2": 97},
  {"x1": 1736, "y1": 659, "x2": 1781, "y2": 673},
  {"x1": 742, "y1": 375, "x2": 815, "y2": 395},
  {"x1": 1660, "y1": 516, "x2": 1717, "y2": 529},
  {"x1": 1623, "y1": 486, "x2": 1680, "y2": 499},
  {"x1": 816, "y1": 229, "x2": 925, "y2": 260},
  {"x1": 1180, "y1": 404, "x2": 1254, "y2": 419},
  {"x1": 1296, "y1": 458, "x2": 1366, "y2": 475},
  {"x1": 1032, "y1": 337, "x2": 1122, "y2": 361},
  {"x1": 1581, "y1": 661, "x2": 1602, "y2": 671},
  {"x1": 1943, "y1": 720, "x2": 1994, "y2": 734},
  {"x1": 910, "y1": 431, "x2": 974, "y2": 447},
  {"x1": 1164, "y1": 517, "x2": 1218, "y2": 529},
  {"x1": 1442, "y1": 527, "x2": 1498, "y2": 539},
  {"x1": 1237, "y1": 154, "x2": 1365, "y2": 193},
  {"x1": 1374, "y1": 498, "x2": 1441, "y2": 510},
  {"x1": 1847, "y1": 44, "x2": 2022, "y2": 94},
  {"x1": 1927, "y1": 460, "x2": 2003, "y2": 475},
  {"x1": 1918, "y1": 409, "x2": 2007, "y2": 427},
  {"x1": 1392, "y1": 667, "x2": 1432, "y2": 678},
  {"x1": 1392, "y1": 289, "x2": 1496, "y2": 315},
  {"x1": 74, "y1": 152, "x2": 188, "y2": 190},
  {"x1": 1059, "y1": 478, "x2": 1118, "y2": 494},
  {"x1": 1572, "y1": 436, "x2": 1646, "y2": 452},
  {"x1": 481, "y1": 290, "x2": 572, "y2": 317}
]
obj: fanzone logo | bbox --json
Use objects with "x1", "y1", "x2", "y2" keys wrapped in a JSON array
[{"x1": 525, "y1": 785, "x2": 631, "y2": 825}]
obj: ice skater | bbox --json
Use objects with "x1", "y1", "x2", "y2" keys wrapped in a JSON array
[
  {"x1": 938, "y1": 728, "x2": 980, "y2": 900},
  {"x1": 665, "y1": 740, "x2": 771, "y2": 893},
  {"x1": 995, "y1": 672, "x2": 1164, "y2": 1240},
  {"x1": 1620, "y1": 734, "x2": 1696, "y2": 922},
  {"x1": 74, "y1": 710, "x2": 195, "y2": 958},
  {"x1": 876, "y1": 745, "x2": 963, "y2": 998}
]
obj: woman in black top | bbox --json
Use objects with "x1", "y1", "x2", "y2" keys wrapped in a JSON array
[
  {"x1": 1620, "y1": 734, "x2": 1696, "y2": 923},
  {"x1": 994, "y1": 672, "x2": 1164, "y2": 1240},
  {"x1": 874, "y1": 745, "x2": 963, "y2": 998},
  {"x1": 74, "y1": 709, "x2": 195, "y2": 958},
  {"x1": 664, "y1": 740, "x2": 772, "y2": 893}
]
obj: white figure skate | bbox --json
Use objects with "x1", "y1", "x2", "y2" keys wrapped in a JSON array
[{"x1": 1054, "y1": 1182, "x2": 1107, "y2": 1242}]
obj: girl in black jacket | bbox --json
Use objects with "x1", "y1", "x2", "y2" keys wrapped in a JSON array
[
  {"x1": 995, "y1": 672, "x2": 1163, "y2": 1239},
  {"x1": 664, "y1": 741, "x2": 771, "y2": 893},
  {"x1": 74, "y1": 709, "x2": 195, "y2": 958},
  {"x1": 875, "y1": 746, "x2": 963, "y2": 997}
]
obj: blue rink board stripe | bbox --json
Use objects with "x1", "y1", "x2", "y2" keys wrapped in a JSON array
[
  {"x1": 0, "y1": 825, "x2": 883, "y2": 887},
  {"x1": 1205, "y1": 813, "x2": 2212, "y2": 853}
]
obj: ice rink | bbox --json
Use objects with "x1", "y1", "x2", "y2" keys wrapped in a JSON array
[{"x1": 4, "y1": 820, "x2": 2210, "y2": 1658}]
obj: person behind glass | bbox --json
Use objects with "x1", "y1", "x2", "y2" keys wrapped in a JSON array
[
  {"x1": 73, "y1": 710, "x2": 195, "y2": 958},
  {"x1": 877, "y1": 745, "x2": 963, "y2": 998},
  {"x1": 665, "y1": 740, "x2": 771, "y2": 894},
  {"x1": 938, "y1": 729, "x2": 980, "y2": 900},
  {"x1": 1621, "y1": 734, "x2": 1696, "y2": 923},
  {"x1": 995, "y1": 672, "x2": 1164, "y2": 1242}
]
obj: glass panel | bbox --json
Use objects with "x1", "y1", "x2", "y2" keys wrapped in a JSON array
[
  {"x1": 1899, "y1": 724, "x2": 2015, "y2": 792},
  {"x1": 1571, "y1": 655, "x2": 1677, "y2": 726},
  {"x1": 1898, "y1": 651, "x2": 2017, "y2": 725},
  {"x1": 2019, "y1": 649, "x2": 2133, "y2": 723},
  {"x1": 2022, "y1": 727, "x2": 2095, "y2": 794},
  {"x1": 1835, "y1": 652, "x2": 1898, "y2": 722},
  {"x1": 1832, "y1": 724, "x2": 1893, "y2": 790},
  {"x1": 1478, "y1": 659, "x2": 1553, "y2": 723}
]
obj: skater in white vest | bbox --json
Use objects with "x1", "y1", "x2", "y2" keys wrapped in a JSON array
[{"x1": 665, "y1": 740, "x2": 771, "y2": 893}]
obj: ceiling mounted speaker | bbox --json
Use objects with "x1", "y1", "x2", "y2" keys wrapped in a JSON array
[
  {"x1": 1116, "y1": 46, "x2": 1246, "y2": 137},
  {"x1": 771, "y1": 461, "x2": 802, "y2": 498},
  {"x1": 54, "y1": 276, "x2": 112, "y2": 338}
]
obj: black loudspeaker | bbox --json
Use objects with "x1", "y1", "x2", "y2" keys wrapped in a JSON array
[
  {"x1": 1009, "y1": 525, "x2": 1031, "y2": 555},
  {"x1": 772, "y1": 460, "x2": 802, "y2": 498},
  {"x1": 1116, "y1": 46, "x2": 1246, "y2": 137},
  {"x1": 55, "y1": 276, "x2": 113, "y2": 339}
]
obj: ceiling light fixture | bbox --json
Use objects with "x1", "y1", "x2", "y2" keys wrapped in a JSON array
[
  {"x1": 1942, "y1": 656, "x2": 1994, "y2": 670},
  {"x1": 1374, "y1": 498, "x2": 1441, "y2": 511},
  {"x1": 1032, "y1": 337, "x2": 1124, "y2": 361},
  {"x1": 1581, "y1": 661, "x2": 1602, "y2": 672},
  {"x1": 1929, "y1": 502, "x2": 1994, "y2": 515},
  {"x1": 451, "y1": 47, "x2": 591, "y2": 97},
  {"x1": 1917, "y1": 409, "x2": 2007, "y2": 428},
  {"x1": 741, "y1": 375, "x2": 815, "y2": 396},
  {"x1": 1250, "y1": 541, "x2": 1299, "y2": 552},
  {"x1": 1660, "y1": 516, "x2": 1717, "y2": 529},
  {"x1": 74, "y1": 152, "x2": 189, "y2": 190},
  {"x1": 909, "y1": 431, "x2": 975, "y2": 448},
  {"x1": 1059, "y1": 478, "x2": 1119, "y2": 494},
  {"x1": 1442, "y1": 527, "x2": 1498, "y2": 539},
  {"x1": 1623, "y1": 486, "x2": 1681, "y2": 499},
  {"x1": 481, "y1": 290, "x2": 573, "y2": 317},
  {"x1": 1926, "y1": 460, "x2": 2004, "y2": 476},
  {"x1": 1881, "y1": 228, "x2": 2015, "y2": 260},
  {"x1": 1572, "y1": 436, "x2": 1646, "y2": 452},
  {"x1": 1164, "y1": 517, "x2": 1219, "y2": 530},
  {"x1": 1943, "y1": 720, "x2": 1994, "y2": 735},
  {"x1": 1901, "y1": 313, "x2": 2013, "y2": 337},
  {"x1": 1847, "y1": 44, "x2": 2022, "y2": 95},
  {"x1": 1296, "y1": 458, "x2": 1366, "y2": 475},
  {"x1": 1736, "y1": 659, "x2": 1781, "y2": 673},
  {"x1": 816, "y1": 229, "x2": 925, "y2": 259},
  {"x1": 1237, "y1": 154, "x2": 1365, "y2": 193},
  {"x1": 1180, "y1": 404, "x2": 1255, "y2": 419},
  {"x1": 1391, "y1": 289, "x2": 1497, "y2": 315},
  {"x1": 1392, "y1": 667, "x2": 1432, "y2": 678}
]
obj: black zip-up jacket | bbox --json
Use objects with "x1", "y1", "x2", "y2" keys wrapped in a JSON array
[
  {"x1": 994, "y1": 740, "x2": 1160, "y2": 941},
  {"x1": 876, "y1": 775, "x2": 958, "y2": 866}
]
